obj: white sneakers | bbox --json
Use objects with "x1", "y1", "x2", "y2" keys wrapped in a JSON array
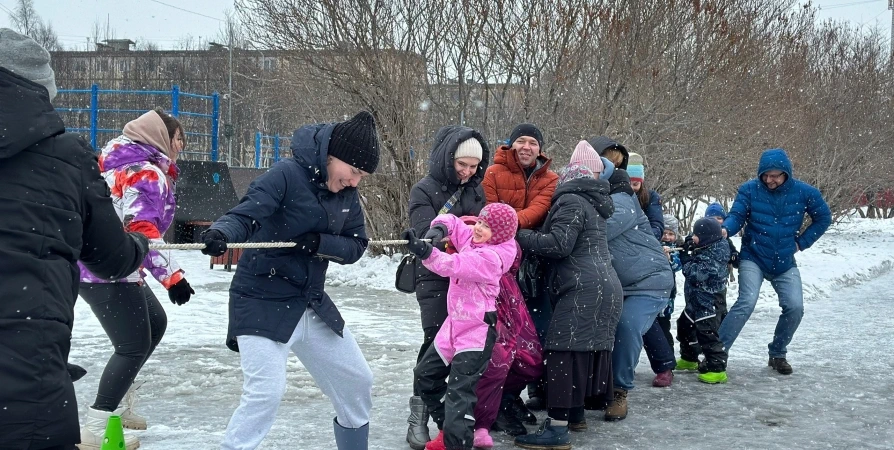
[{"x1": 77, "y1": 407, "x2": 141, "y2": 450}]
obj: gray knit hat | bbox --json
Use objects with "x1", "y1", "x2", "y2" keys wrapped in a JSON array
[
  {"x1": 663, "y1": 214, "x2": 680, "y2": 235},
  {"x1": 0, "y1": 28, "x2": 57, "y2": 101}
]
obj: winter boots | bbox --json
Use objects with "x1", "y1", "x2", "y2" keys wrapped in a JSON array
[
  {"x1": 492, "y1": 394, "x2": 528, "y2": 436},
  {"x1": 473, "y1": 428, "x2": 494, "y2": 448},
  {"x1": 425, "y1": 431, "x2": 445, "y2": 450},
  {"x1": 698, "y1": 371, "x2": 729, "y2": 384},
  {"x1": 406, "y1": 396, "x2": 431, "y2": 449},
  {"x1": 514, "y1": 418, "x2": 571, "y2": 450},
  {"x1": 525, "y1": 383, "x2": 547, "y2": 411},
  {"x1": 568, "y1": 407, "x2": 587, "y2": 432},
  {"x1": 512, "y1": 395, "x2": 538, "y2": 425},
  {"x1": 676, "y1": 358, "x2": 699, "y2": 371},
  {"x1": 333, "y1": 417, "x2": 369, "y2": 450},
  {"x1": 77, "y1": 407, "x2": 141, "y2": 450},
  {"x1": 117, "y1": 381, "x2": 147, "y2": 430},
  {"x1": 604, "y1": 389, "x2": 628, "y2": 422},
  {"x1": 769, "y1": 357, "x2": 793, "y2": 375},
  {"x1": 652, "y1": 370, "x2": 674, "y2": 387}
]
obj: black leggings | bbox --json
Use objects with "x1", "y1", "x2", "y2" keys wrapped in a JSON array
[{"x1": 79, "y1": 283, "x2": 167, "y2": 411}]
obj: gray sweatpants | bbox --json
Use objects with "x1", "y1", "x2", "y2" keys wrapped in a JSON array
[{"x1": 221, "y1": 307, "x2": 373, "y2": 450}]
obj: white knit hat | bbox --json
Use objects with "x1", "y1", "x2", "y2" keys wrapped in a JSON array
[
  {"x1": 0, "y1": 28, "x2": 57, "y2": 101},
  {"x1": 454, "y1": 138, "x2": 483, "y2": 161}
]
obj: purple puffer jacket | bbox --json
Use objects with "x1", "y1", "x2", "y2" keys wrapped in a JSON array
[
  {"x1": 77, "y1": 136, "x2": 183, "y2": 288},
  {"x1": 474, "y1": 242, "x2": 543, "y2": 429}
]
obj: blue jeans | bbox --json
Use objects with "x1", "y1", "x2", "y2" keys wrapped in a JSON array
[
  {"x1": 612, "y1": 294, "x2": 668, "y2": 391},
  {"x1": 718, "y1": 259, "x2": 804, "y2": 359}
]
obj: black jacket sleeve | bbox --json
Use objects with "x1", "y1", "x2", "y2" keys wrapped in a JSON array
[{"x1": 77, "y1": 142, "x2": 148, "y2": 279}]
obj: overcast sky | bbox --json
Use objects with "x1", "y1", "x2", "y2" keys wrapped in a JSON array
[{"x1": 0, "y1": 0, "x2": 890, "y2": 50}]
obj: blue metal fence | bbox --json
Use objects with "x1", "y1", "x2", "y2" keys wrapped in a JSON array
[
  {"x1": 55, "y1": 84, "x2": 220, "y2": 161},
  {"x1": 254, "y1": 132, "x2": 290, "y2": 169}
]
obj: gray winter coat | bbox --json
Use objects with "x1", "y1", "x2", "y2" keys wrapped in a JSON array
[
  {"x1": 408, "y1": 126, "x2": 489, "y2": 329},
  {"x1": 605, "y1": 171, "x2": 674, "y2": 299},
  {"x1": 516, "y1": 177, "x2": 623, "y2": 352}
]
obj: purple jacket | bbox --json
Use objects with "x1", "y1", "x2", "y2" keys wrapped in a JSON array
[
  {"x1": 78, "y1": 136, "x2": 183, "y2": 288},
  {"x1": 422, "y1": 214, "x2": 517, "y2": 364}
]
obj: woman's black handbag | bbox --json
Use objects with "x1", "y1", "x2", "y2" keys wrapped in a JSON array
[
  {"x1": 516, "y1": 254, "x2": 543, "y2": 299},
  {"x1": 395, "y1": 253, "x2": 418, "y2": 293}
]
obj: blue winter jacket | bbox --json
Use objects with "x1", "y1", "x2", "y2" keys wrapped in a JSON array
[
  {"x1": 605, "y1": 170, "x2": 675, "y2": 299},
  {"x1": 722, "y1": 148, "x2": 831, "y2": 276},
  {"x1": 210, "y1": 123, "x2": 369, "y2": 351},
  {"x1": 643, "y1": 190, "x2": 664, "y2": 241}
]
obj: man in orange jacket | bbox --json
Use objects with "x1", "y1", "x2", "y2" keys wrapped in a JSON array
[
  {"x1": 482, "y1": 123, "x2": 559, "y2": 436},
  {"x1": 483, "y1": 123, "x2": 558, "y2": 230}
]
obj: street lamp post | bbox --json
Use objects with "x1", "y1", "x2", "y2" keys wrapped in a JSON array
[{"x1": 227, "y1": 30, "x2": 234, "y2": 166}]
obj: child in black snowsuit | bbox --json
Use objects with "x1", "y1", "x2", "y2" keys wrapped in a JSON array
[
  {"x1": 677, "y1": 217, "x2": 730, "y2": 384},
  {"x1": 704, "y1": 202, "x2": 739, "y2": 322}
]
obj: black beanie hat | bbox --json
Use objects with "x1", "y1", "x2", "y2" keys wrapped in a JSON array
[
  {"x1": 508, "y1": 123, "x2": 543, "y2": 151},
  {"x1": 692, "y1": 217, "x2": 723, "y2": 249},
  {"x1": 328, "y1": 111, "x2": 380, "y2": 174}
]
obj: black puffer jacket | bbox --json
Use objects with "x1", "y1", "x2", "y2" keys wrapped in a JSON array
[
  {"x1": 408, "y1": 126, "x2": 488, "y2": 329},
  {"x1": 0, "y1": 68, "x2": 147, "y2": 449},
  {"x1": 516, "y1": 177, "x2": 623, "y2": 352}
]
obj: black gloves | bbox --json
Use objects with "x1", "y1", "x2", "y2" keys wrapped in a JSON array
[
  {"x1": 682, "y1": 235, "x2": 696, "y2": 252},
  {"x1": 423, "y1": 225, "x2": 447, "y2": 243},
  {"x1": 730, "y1": 250, "x2": 740, "y2": 269},
  {"x1": 168, "y1": 278, "x2": 194, "y2": 305},
  {"x1": 402, "y1": 229, "x2": 433, "y2": 259},
  {"x1": 291, "y1": 232, "x2": 321, "y2": 256},
  {"x1": 201, "y1": 229, "x2": 228, "y2": 256}
]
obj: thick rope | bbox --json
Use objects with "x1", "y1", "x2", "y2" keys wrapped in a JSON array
[{"x1": 149, "y1": 239, "x2": 429, "y2": 250}]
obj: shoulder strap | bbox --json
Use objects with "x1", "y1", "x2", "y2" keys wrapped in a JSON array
[{"x1": 438, "y1": 187, "x2": 464, "y2": 215}]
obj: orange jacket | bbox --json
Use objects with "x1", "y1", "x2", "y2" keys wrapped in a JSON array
[{"x1": 482, "y1": 145, "x2": 559, "y2": 230}]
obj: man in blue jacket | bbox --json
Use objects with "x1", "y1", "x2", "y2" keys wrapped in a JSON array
[
  {"x1": 201, "y1": 111, "x2": 379, "y2": 450},
  {"x1": 719, "y1": 148, "x2": 831, "y2": 375}
]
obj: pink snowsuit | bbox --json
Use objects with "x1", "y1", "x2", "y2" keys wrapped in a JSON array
[
  {"x1": 422, "y1": 214, "x2": 518, "y2": 364},
  {"x1": 473, "y1": 242, "x2": 544, "y2": 429}
]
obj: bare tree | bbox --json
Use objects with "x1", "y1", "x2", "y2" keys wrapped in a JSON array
[
  {"x1": 48, "y1": 0, "x2": 893, "y2": 237},
  {"x1": 8, "y1": 0, "x2": 61, "y2": 50}
]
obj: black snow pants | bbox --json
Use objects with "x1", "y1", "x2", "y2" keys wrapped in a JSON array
[
  {"x1": 677, "y1": 289, "x2": 727, "y2": 372},
  {"x1": 415, "y1": 311, "x2": 496, "y2": 450}
]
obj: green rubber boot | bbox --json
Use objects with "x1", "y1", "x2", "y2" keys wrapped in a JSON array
[
  {"x1": 676, "y1": 358, "x2": 699, "y2": 371},
  {"x1": 697, "y1": 371, "x2": 728, "y2": 384}
]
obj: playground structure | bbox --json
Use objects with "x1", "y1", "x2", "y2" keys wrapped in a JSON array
[
  {"x1": 54, "y1": 85, "x2": 272, "y2": 244},
  {"x1": 55, "y1": 84, "x2": 287, "y2": 169}
]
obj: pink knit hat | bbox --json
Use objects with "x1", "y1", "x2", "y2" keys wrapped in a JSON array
[
  {"x1": 478, "y1": 203, "x2": 518, "y2": 245},
  {"x1": 569, "y1": 140, "x2": 604, "y2": 175}
]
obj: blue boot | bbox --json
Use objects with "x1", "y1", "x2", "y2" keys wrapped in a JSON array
[
  {"x1": 333, "y1": 417, "x2": 369, "y2": 450},
  {"x1": 514, "y1": 418, "x2": 571, "y2": 450}
]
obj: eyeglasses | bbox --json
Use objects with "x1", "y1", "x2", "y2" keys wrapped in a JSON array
[{"x1": 762, "y1": 172, "x2": 785, "y2": 181}]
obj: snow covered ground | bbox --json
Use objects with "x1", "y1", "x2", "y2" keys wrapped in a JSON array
[{"x1": 70, "y1": 217, "x2": 894, "y2": 449}]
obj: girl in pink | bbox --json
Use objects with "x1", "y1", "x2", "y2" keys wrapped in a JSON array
[{"x1": 402, "y1": 202, "x2": 519, "y2": 450}]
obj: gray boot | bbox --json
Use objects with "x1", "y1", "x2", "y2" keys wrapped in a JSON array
[
  {"x1": 333, "y1": 417, "x2": 369, "y2": 450},
  {"x1": 406, "y1": 396, "x2": 431, "y2": 450}
]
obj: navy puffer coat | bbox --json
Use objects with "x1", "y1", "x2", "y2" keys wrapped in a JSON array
[{"x1": 210, "y1": 123, "x2": 369, "y2": 351}]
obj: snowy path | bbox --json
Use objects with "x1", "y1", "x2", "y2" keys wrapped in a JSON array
[
  {"x1": 70, "y1": 271, "x2": 894, "y2": 449},
  {"x1": 69, "y1": 219, "x2": 894, "y2": 449}
]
